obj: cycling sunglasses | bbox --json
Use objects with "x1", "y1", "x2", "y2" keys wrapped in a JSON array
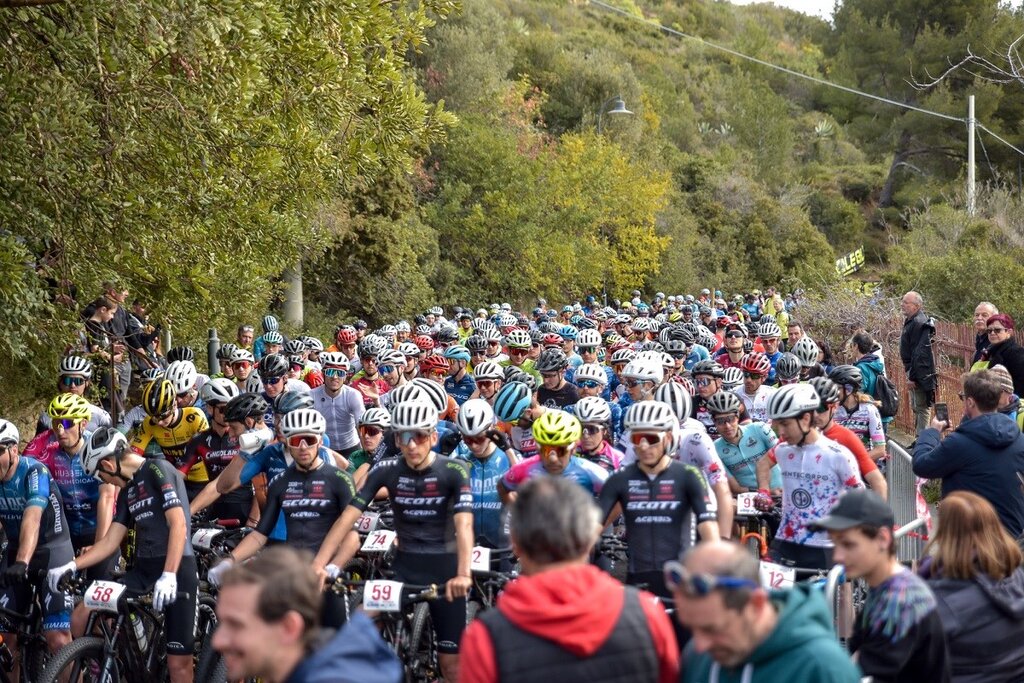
[
  {"x1": 622, "y1": 378, "x2": 646, "y2": 389},
  {"x1": 428, "y1": 369, "x2": 446, "y2": 378},
  {"x1": 323, "y1": 368, "x2": 347, "y2": 378},
  {"x1": 286, "y1": 434, "x2": 319, "y2": 448},
  {"x1": 61, "y1": 376, "x2": 87, "y2": 387},
  {"x1": 629, "y1": 432, "x2": 663, "y2": 447},
  {"x1": 263, "y1": 375, "x2": 284, "y2": 385},
  {"x1": 743, "y1": 372, "x2": 764, "y2": 380},
  {"x1": 579, "y1": 347, "x2": 598, "y2": 354},
  {"x1": 52, "y1": 418, "x2": 80, "y2": 430},
  {"x1": 713, "y1": 415, "x2": 739, "y2": 426},
  {"x1": 725, "y1": 331, "x2": 745, "y2": 339},
  {"x1": 663, "y1": 560, "x2": 759, "y2": 597},
  {"x1": 476, "y1": 379, "x2": 497, "y2": 388},
  {"x1": 539, "y1": 444, "x2": 571, "y2": 458},
  {"x1": 581, "y1": 424, "x2": 604, "y2": 436},
  {"x1": 397, "y1": 430, "x2": 432, "y2": 446},
  {"x1": 576, "y1": 380, "x2": 601, "y2": 389},
  {"x1": 231, "y1": 360, "x2": 253, "y2": 370},
  {"x1": 694, "y1": 377, "x2": 716, "y2": 387},
  {"x1": 359, "y1": 425, "x2": 383, "y2": 437},
  {"x1": 509, "y1": 348, "x2": 529, "y2": 356},
  {"x1": 463, "y1": 433, "x2": 490, "y2": 445},
  {"x1": 378, "y1": 365, "x2": 395, "y2": 374}
]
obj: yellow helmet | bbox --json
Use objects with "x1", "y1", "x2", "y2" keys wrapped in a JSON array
[
  {"x1": 143, "y1": 379, "x2": 176, "y2": 417},
  {"x1": 47, "y1": 393, "x2": 92, "y2": 422},
  {"x1": 531, "y1": 409, "x2": 582, "y2": 447}
]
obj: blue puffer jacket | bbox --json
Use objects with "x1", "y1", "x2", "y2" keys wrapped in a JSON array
[{"x1": 283, "y1": 612, "x2": 402, "y2": 683}]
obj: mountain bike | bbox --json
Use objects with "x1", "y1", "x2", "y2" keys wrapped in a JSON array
[{"x1": 0, "y1": 570, "x2": 54, "y2": 683}]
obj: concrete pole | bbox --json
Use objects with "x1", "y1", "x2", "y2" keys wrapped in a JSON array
[
  {"x1": 283, "y1": 261, "x2": 304, "y2": 328},
  {"x1": 967, "y1": 95, "x2": 976, "y2": 216}
]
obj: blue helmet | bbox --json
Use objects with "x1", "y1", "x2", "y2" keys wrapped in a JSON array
[
  {"x1": 494, "y1": 382, "x2": 533, "y2": 422},
  {"x1": 443, "y1": 345, "x2": 471, "y2": 362},
  {"x1": 560, "y1": 325, "x2": 578, "y2": 341}
]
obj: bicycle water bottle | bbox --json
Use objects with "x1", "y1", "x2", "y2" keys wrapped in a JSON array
[{"x1": 130, "y1": 612, "x2": 148, "y2": 652}]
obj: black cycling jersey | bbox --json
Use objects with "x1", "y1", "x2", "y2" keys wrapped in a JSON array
[
  {"x1": 352, "y1": 455, "x2": 472, "y2": 554},
  {"x1": 598, "y1": 461, "x2": 715, "y2": 574},
  {"x1": 113, "y1": 458, "x2": 193, "y2": 560},
  {"x1": 256, "y1": 463, "x2": 356, "y2": 555},
  {"x1": 185, "y1": 428, "x2": 253, "y2": 518}
]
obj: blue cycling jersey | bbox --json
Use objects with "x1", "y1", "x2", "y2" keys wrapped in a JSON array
[
  {"x1": 683, "y1": 345, "x2": 711, "y2": 372},
  {"x1": 23, "y1": 432, "x2": 101, "y2": 539},
  {"x1": 444, "y1": 374, "x2": 477, "y2": 406},
  {"x1": 239, "y1": 443, "x2": 331, "y2": 541},
  {"x1": 764, "y1": 350, "x2": 782, "y2": 385},
  {"x1": 714, "y1": 423, "x2": 782, "y2": 490},
  {"x1": 0, "y1": 456, "x2": 73, "y2": 555},
  {"x1": 453, "y1": 446, "x2": 511, "y2": 549}
]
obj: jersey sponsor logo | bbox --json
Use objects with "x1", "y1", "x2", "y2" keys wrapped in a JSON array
[
  {"x1": 791, "y1": 488, "x2": 812, "y2": 509},
  {"x1": 281, "y1": 499, "x2": 332, "y2": 508},
  {"x1": 626, "y1": 501, "x2": 680, "y2": 511},
  {"x1": 634, "y1": 515, "x2": 673, "y2": 523},
  {"x1": 394, "y1": 496, "x2": 446, "y2": 506}
]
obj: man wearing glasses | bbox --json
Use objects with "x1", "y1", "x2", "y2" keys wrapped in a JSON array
[
  {"x1": 733, "y1": 353, "x2": 776, "y2": 424},
  {"x1": 756, "y1": 322, "x2": 783, "y2": 385},
  {"x1": 37, "y1": 355, "x2": 112, "y2": 435},
  {"x1": 500, "y1": 330, "x2": 541, "y2": 383},
  {"x1": 315, "y1": 399, "x2": 474, "y2": 683},
  {"x1": 714, "y1": 322, "x2": 748, "y2": 370},
  {"x1": 311, "y1": 352, "x2": 364, "y2": 458},
  {"x1": 536, "y1": 348, "x2": 579, "y2": 409},
  {"x1": 669, "y1": 542, "x2": 861, "y2": 683},
  {"x1": 443, "y1": 345, "x2": 477, "y2": 406}
]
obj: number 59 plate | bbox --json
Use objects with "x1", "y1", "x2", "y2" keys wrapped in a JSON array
[
  {"x1": 363, "y1": 580, "x2": 403, "y2": 612},
  {"x1": 84, "y1": 580, "x2": 127, "y2": 613}
]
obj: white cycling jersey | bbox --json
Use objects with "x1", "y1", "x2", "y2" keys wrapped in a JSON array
[{"x1": 732, "y1": 384, "x2": 776, "y2": 424}]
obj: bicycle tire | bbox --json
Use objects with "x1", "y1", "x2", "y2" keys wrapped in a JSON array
[
  {"x1": 38, "y1": 636, "x2": 113, "y2": 683},
  {"x1": 195, "y1": 598, "x2": 226, "y2": 683},
  {"x1": 405, "y1": 602, "x2": 439, "y2": 683}
]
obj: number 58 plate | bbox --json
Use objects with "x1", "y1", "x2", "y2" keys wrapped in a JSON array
[{"x1": 84, "y1": 580, "x2": 127, "y2": 613}]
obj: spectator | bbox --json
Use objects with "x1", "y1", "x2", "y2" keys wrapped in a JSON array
[
  {"x1": 459, "y1": 476, "x2": 679, "y2": 683},
  {"x1": 919, "y1": 491, "x2": 1024, "y2": 682},
  {"x1": 811, "y1": 489, "x2": 951, "y2": 683},
  {"x1": 237, "y1": 324, "x2": 255, "y2": 350},
  {"x1": 989, "y1": 365, "x2": 1021, "y2": 424},
  {"x1": 851, "y1": 330, "x2": 887, "y2": 392},
  {"x1": 978, "y1": 313, "x2": 1024, "y2": 397},
  {"x1": 972, "y1": 302, "x2": 999, "y2": 365},
  {"x1": 672, "y1": 541, "x2": 860, "y2": 683},
  {"x1": 785, "y1": 321, "x2": 803, "y2": 351},
  {"x1": 213, "y1": 546, "x2": 401, "y2": 683},
  {"x1": 899, "y1": 291, "x2": 936, "y2": 433},
  {"x1": 913, "y1": 370, "x2": 1024, "y2": 538}
]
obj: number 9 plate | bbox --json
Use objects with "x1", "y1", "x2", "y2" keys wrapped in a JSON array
[{"x1": 84, "y1": 580, "x2": 127, "y2": 613}]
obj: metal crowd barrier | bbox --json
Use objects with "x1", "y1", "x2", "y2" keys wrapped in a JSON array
[{"x1": 885, "y1": 441, "x2": 929, "y2": 562}]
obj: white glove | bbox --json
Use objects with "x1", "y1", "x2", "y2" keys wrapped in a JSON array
[
  {"x1": 207, "y1": 558, "x2": 234, "y2": 588},
  {"x1": 153, "y1": 572, "x2": 177, "y2": 612},
  {"x1": 324, "y1": 563, "x2": 342, "y2": 581},
  {"x1": 48, "y1": 561, "x2": 77, "y2": 593}
]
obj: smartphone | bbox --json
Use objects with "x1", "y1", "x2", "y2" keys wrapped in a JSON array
[{"x1": 934, "y1": 402, "x2": 949, "y2": 424}]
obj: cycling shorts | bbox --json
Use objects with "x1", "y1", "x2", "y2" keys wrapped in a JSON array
[
  {"x1": 124, "y1": 556, "x2": 199, "y2": 655},
  {"x1": 393, "y1": 550, "x2": 466, "y2": 654},
  {"x1": 1, "y1": 546, "x2": 73, "y2": 632}
]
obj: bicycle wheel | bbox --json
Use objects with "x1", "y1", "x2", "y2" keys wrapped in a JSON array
[
  {"x1": 405, "y1": 602, "x2": 439, "y2": 683},
  {"x1": 195, "y1": 598, "x2": 227, "y2": 683},
  {"x1": 38, "y1": 636, "x2": 115, "y2": 683}
]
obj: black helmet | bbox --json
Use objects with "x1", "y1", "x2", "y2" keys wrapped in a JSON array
[
  {"x1": 776, "y1": 353, "x2": 801, "y2": 380},
  {"x1": 167, "y1": 346, "x2": 195, "y2": 363},
  {"x1": 669, "y1": 326, "x2": 695, "y2": 345},
  {"x1": 809, "y1": 377, "x2": 841, "y2": 407},
  {"x1": 691, "y1": 359, "x2": 725, "y2": 378},
  {"x1": 535, "y1": 348, "x2": 569, "y2": 373},
  {"x1": 273, "y1": 391, "x2": 315, "y2": 415},
  {"x1": 224, "y1": 393, "x2": 269, "y2": 423},
  {"x1": 258, "y1": 353, "x2": 289, "y2": 379},
  {"x1": 828, "y1": 365, "x2": 863, "y2": 392},
  {"x1": 436, "y1": 326, "x2": 460, "y2": 344}
]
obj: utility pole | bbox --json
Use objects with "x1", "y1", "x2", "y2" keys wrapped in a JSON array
[
  {"x1": 967, "y1": 94, "x2": 976, "y2": 216},
  {"x1": 283, "y1": 262, "x2": 304, "y2": 328}
]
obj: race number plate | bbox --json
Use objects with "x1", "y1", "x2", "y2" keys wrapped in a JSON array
[
  {"x1": 355, "y1": 512, "x2": 380, "y2": 534},
  {"x1": 736, "y1": 492, "x2": 760, "y2": 516},
  {"x1": 191, "y1": 528, "x2": 221, "y2": 550},
  {"x1": 84, "y1": 580, "x2": 127, "y2": 613},
  {"x1": 361, "y1": 529, "x2": 396, "y2": 552},
  {"x1": 470, "y1": 546, "x2": 491, "y2": 572},
  {"x1": 363, "y1": 580, "x2": 403, "y2": 612},
  {"x1": 759, "y1": 561, "x2": 796, "y2": 590}
]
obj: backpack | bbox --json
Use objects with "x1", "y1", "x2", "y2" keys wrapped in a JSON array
[{"x1": 858, "y1": 359, "x2": 900, "y2": 419}]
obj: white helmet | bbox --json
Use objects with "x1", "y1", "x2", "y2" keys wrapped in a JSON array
[
  {"x1": 574, "y1": 363, "x2": 608, "y2": 386},
  {"x1": 455, "y1": 399, "x2": 495, "y2": 437},
  {"x1": 59, "y1": 355, "x2": 93, "y2": 378},
  {"x1": 279, "y1": 408, "x2": 326, "y2": 438},
  {"x1": 623, "y1": 401, "x2": 677, "y2": 432},
  {"x1": 473, "y1": 361, "x2": 504, "y2": 382},
  {"x1": 200, "y1": 377, "x2": 240, "y2": 405},
  {"x1": 722, "y1": 366, "x2": 744, "y2": 389},
  {"x1": 791, "y1": 336, "x2": 820, "y2": 368},
  {"x1": 654, "y1": 383, "x2": 692, "y2": 422},
  {"x1": 82, "y1": 427, "x2": 128, "y2": 479},
  {"x1": 244, "y1": 373, "x2": 264, "y2": 394},
  {"x1": 622, "y1": 357, "x2": 664, "y2": 384},
  {"x1": 576, "y1": 329, "x2": 602, "y2": 348},
  {"x1": 391, "y1": 399, "x2": 438, "y2": 432},
  {"x1": 230, "y1": 348, "x2": 255, "y2": 364},
  {"x1": 0, "y1": 419, "x2": 19, "y2": 446},
  {"x1": 359, "y1": 407, "x2": 392, "y2": 429},
  {"x1": 165, "y1": 360, "x2": 198, "y2": 395},
  {"x1": 319, "y1": 352, "x2": 350, "y2": 370},
  {"x1": 574, "y1": 396, "x2": 611, "y2": 425},
  {"x1": 766, "y1": 383, "x2": 821, "y2": 420},
  {"x1": 410, "y1": 377, "x2": 448, "y2": 415}
]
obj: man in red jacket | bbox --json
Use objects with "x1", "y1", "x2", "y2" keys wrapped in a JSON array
[{"x1": 459, "y1": 476, "x2": 678, "y2": 683}]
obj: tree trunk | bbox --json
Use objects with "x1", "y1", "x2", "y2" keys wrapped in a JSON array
[{"x1": 879, "y1": 128, "x2": 912, "y2": 208}]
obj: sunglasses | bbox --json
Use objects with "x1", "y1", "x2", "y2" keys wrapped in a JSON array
[
  {"x1": 987, "y1": 327, "x2": 1009, "y2": 334},
  {"x1": 477, "y1": 379, "x2": 497, "y2": 388},
  {"x1": 378, "y1": 365, "x2": 395, "y2": 374},
  {"x1": 471, "y1": 350, "x2": 487, "y2": 356},
  {"x1": 622, "y1": 378, "x2": 646, "y2": 388},
  {"x1": 52, "y1": 418, "x2": 80, "y2": 430},
  {"x1": 576, "y1": 380, "x2": 601, "y2": 389},
  {"x1": 539, "y1": 444, "x2": 570, "y2": 458},
  {"x1": 663, "y1": 560, "x2": 760, "y2": 597},
  {"x1": 263, "y1": 375, "x2": 284, "y2": 385},
  {"x1": 509, "y1": 348, "x2": 529, "y2": 357},
  {"x1": 231, "y1": 361, "x2": 253, "y2": 370},
  {"x1": 286, "y1": 434, "x2": 319, "y2": 448},
  {"x1": 398, "y1": 430, "x2": 432, "y2": 446},
  {"x1": 743, "y1": 372, "x2": 764, "y2": 380},
  {"x1": 580, "y1": 347, "x2": 598, "y2": 354},
  {"x1": 630, "y1": 432, "x2": 663, "y2": 447},
  {"x1": 487, "y1": 341, "x2": 501, "y2": 347},
  {"x1": 323, "y1": 368, "x2": 347, "y2": 378},
  {"x1": 359, "y1": 425, "x2": 383, "y2": 437},
  {"x1": 582, "y1": 424, "x2": 604, "y2": 436},
  {"x1": 429, "y1": 370, "x2": 446, "y2": 378},
  {"x1": 725, "y1": 331, "x2": 744, "y2": 339},
  {"x1": 694, "y1": 378, "x2": 715, "y2": 387},
  {"x1": 61, "y1": 376, "x2": 87, "y2": 387},
  {"x1": 713, "y1": 415, "x2": 739, "y2": 426},
  {"x1": 463, "y1": 433, "x2": 490, "y2": 445}
]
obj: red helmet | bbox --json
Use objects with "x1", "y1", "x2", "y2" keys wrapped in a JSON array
[
  {"x1": 716, "y1": 316, "x2": 735, "y2": 329},
  {"x1": 304, "y1": 369, "x2": 325, "y2": 389},
  {"x1": 414, "y1": 335, "x2": 435, "y2": 352},
  {"x1": 335, "y1": 327, "x2": 358, "y2": 345},
  {"x1": 673, "y1": 375, "x2": 695, "y2": 396},
  {"x1": 542, "y1": 333, "x2": 563, "y2": 348},
  {"x1": 419, "y1": 354, "x2": 450, "y2": 374},
  {"x1": 741, "y1": 352, "x2": 771, "y2": 376},
  {"x1": 608, "y1": 340, "x2": 631, "y2": 355}
]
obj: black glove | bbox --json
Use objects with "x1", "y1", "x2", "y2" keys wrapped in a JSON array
[
  {"x1": 438, "y1": 431, "x2": 463, "y2": 455},
  {"x1": 3, "y1": 561, "x2": 27, "y2": 586},
  {"x1": 487, "y1": 428, "x2": 512, "y2": 452}
]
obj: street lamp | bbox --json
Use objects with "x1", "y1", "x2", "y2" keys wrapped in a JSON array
[{"x1": 597, "y1": 95, "x2": 633, "y2": 133}]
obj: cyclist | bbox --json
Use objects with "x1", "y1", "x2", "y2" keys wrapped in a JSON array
[
  {"x1": 774, "y1": 351, "x2": 801, "y2": 386},
  {"x1": 0, "y1": 419, "x2": 74, "y2": 664},
  {"x1": 253, "y1": 315, "x2": 279, "y2": 359},
  {"x1": 452, "y1": 399, "x2": 517, "y2": 550},
  {"x1": 707, "y1": 390, "x2": 781, "y2": 496},
  {"x1": 499, "y1": 410, "x2": 608, "y2": 502},
  {"x1": 830, "y1": 365, "x2": 887, "y2": 462},
  {"x1": 57, "y1": 427, "x2": 199, "y2": 683},
  {"x1": 165, "y1": 359, "x2": 205, "y2": 412},
  {"x1": 573, "y1": 363, "x2": 621, "y2": 439},
  {"x1": 347, "y1": 407, "x2": 391, "y2": 487},
  {"x1": 350, "y1": 339, "x2": 391, "y2": 408},
  {"x1": 733, "y1": 352, "x2": 776, "y2": 423},
  {"x1": 500, "y1": 329, "x2": 540, "y2": 381},
  {"x1": 791, "y1": 336, "x2": 825, "y2": 380},
  {"x1": 481, "y1": 328, "x2": 508, "y2": 363},
  {"x1": 756, "y1": 383, "x2": 864, "y2": 570},
  {"x1": 560, "y1": 326, "x2": 583, "y2": 369},
  {"x1": 443, "y1": 345, "x2": 477, "y2": 406},
  {"x1": 472, "y1": 360, "x2": 504, "y2": 405},
  {"x1": 262, "y1": 330, "x2": 285, "y2": 358},
  {"x1": 536, "y1": 348, "x2": 579, "y2": 408},
  {"x1": 419, "y1": 357, "x2": 460, "y2": 421},
  {"x1": 494, "y1": 381, "x2": 541, "y2": 459},
  {"x1": 713, "y1": 322, "x2": 748, "y2": 369},
  {"x1": 37, "y1": 355, "x2": 113, "y2": 434},
  {"x1": 310, "y1": 351, "x2": 364, "y2": 457},
  {"x1": 328, "y1": 325, "x2": 361, "y2": 373},
  {"x1": 757, "y1": 321, "x2": 783, "y2": 384},
  {"x1": 229, "y1": 347, "x2": 257, "y2": 389},
  {"x1": 315, "y1": 399, "x2": 474, "y2": 683},
  {"x1": 692, "y1": 359, "x2": 750, "y2": 438},
  {"x1": 618, "y1": 355, "x2": 663, "y2": 416},
  {"x1": 576, "y1": 329, "x2": 613, "y2": 394},
  {"x1": 131, "y1": 378, "x2": 210, "y2": 500},
  {"x1": 119, "y1": 367, "x2": 165, "y2": 434},
  {"x1": 572, "y1": 397, "x2": 624, "y2": 475}
]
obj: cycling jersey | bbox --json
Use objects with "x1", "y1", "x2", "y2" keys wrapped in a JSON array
[
  {"x1": 310, "y1": 384, "x2": 364, "y2": 451},
  {"x1": 346, "y1": 441, "x2": 388, "y2": 475},
  {"x1": 835, "y1": 401, "x2": 886, "y2": 450},
  {"x1": 239, "y1": 443, "x2": 332, "y2": 541},
  {"x1": 130, "y1": 407, "x2": 209, "y2": 483},
  {"x1": 256, "y1": 463, "x2": 356, "y2": 554},
  {"x1": 693, "y1": 398, "x2": 749, "y2": 439},
  {"x1": 453, "y1": 445, "x2": 511, "y2": 549},
  {"x1": 732, "y1": 384, "x2": 776, "y2": 424},
  {"x1": 764, "y1": 350, "x2": 781, "y2": 384},
  {"x1": 774, "y1": 437, "x2": 864, "y2": 547},
  {"x1": 184, "y1": 428, "x2": 253, "y2": 517},
  {"x1": 349, "y1": 374, "x2": 391, "y2": 408},
  {"x1": 575, "y1": 441, "x2": 624, "y2": 475},
  {"x1": 501, "y1": 455, "x2": 608, "y2": 497},
  {"x1": 537, "y1": 382, "x2": 579, "y2": 409},
  {"x1": 23, "y1": 431, "x2": 104, "y2": 539},
  {"x1": 114, "y1": 458, "x2": 193, "y2": 560},
  {"x1": 621, "y1": 418, "x2": 725, "y2": 491},
  {"x1": 444, "y1": 374, "x2": 477, "y2": 406},
  {"x1": 508, "y1": 424, "x2": 539, "y2": 460},
  {"x1": 352, "y1": 455, "x2": 472, "y2": 554},
  {"x1": 598, "y1": 461, "x2": 715, "y2": 574},
  {"x1": 0, "y1": 456, "x2": 73, "y2": 556},
  {"x1": 682, "y1": 345, "x2": 710, "y2": 372},
  {"x1": 714, "y1": 423, "x2": 781, "y2": 490},
  {"x1": 713, "y1": 350, "x2": 746, "y2": 370}
]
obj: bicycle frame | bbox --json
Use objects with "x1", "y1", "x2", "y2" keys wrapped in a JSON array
[
  {"x1": 0, "y1": 575, "x2": 50, "y2": 683},
  {"x1": 80, "y1": 600, "x2": 168, "y2": 681}
]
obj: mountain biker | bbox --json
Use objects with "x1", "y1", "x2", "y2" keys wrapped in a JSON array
[
  {"x1": 472, "y1": 360, "x2": 504, "y2": 406},
  {"x1": 713, "y1": 322, "x2": 747, "y2": 370},
  {"x1": 346, "y1": 407, "x2": 391, "y2": 487},
  {"x1": 829, "y1": 365, "x2": 887, "y2": 462},
  {"x1": 443, "y1": 345, "x2": 477, "y2": 406},
  {"x1": 310, "y1": 351, "x2": 364, "y2": 458},
  {"x1": 733, "y1": 353, "x2": 776, "y2": 424},
  {"x1": 36, "y1": 355, "x2": 113, "y2": 434},
  {"x1": 757, "y1": 322, "x2": 783, "y2": 384},
  {"x1": 707, "y1": 391, "x2": 781, "y2": 496},
  {"x1": 572, "y1": 396, "x2": 624, "y2": 474},
  {"x1": 536, "y1": 348, "x2": 579, "y2": 409}
]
